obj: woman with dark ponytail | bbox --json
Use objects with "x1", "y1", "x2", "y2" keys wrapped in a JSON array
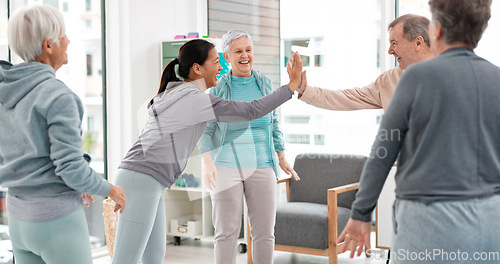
[
  {"x1": 111, "y1": 38, "x2": 303, "y2": 263},
  {"x1": 152, "y1": 57, "x2": 180, "y2": 105}
]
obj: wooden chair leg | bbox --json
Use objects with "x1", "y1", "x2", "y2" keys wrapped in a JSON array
[
  {"x1": 329, "y1": 245, "x2": 338, "y2": 264},
  {"x1": 247, "y1": 219, "x2": 253, "y2": 264}
]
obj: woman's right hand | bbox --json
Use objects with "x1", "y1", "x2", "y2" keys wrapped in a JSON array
[
  {"x1": 203, "y1": 154, "x2": 217, "y2": 191},
  {"x1": 287, "y1": 58, "x2": 308, "y2": 97},
  {"x1": 287, "y1": 51, "x2": 303, "y2": 92},
  {"x1": 108, "y1": 183, "x2": 126, "y2": 213}
]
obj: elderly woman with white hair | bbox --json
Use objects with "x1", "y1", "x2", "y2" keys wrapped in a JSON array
[
  {"x1": 199, "y1": 30, "x2": 300, "y2": 264},
  {"x1": 0, "y1": 5, "x2": 126, "y2": 264}
]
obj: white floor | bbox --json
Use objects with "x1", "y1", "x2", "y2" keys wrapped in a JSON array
[{"x1": 93, "y1": 232, "x2": 388, "y2": 264}]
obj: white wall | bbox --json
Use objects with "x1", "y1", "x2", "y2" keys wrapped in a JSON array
[
  {"x1": 476, "y1": 0, "x2": 500, "y2": 66},
  {"x1": 106, "y1": 0, "x2": 208, "y2": 181}
]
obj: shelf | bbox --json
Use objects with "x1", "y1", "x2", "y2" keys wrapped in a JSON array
[
  {"x1": 169, "y1": 185, "x2": 203, "y2": 193},
  {"x1": 167, "y1": 232, "x2": 213, "y2": 240}
]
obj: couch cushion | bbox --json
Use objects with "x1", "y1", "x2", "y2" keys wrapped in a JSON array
[
  {"x1": 289, "y1": 154, "x2": 367, "y2": 208},
  {"x1": 275, "y1": 202, "x2": 351, "y2": 250}
]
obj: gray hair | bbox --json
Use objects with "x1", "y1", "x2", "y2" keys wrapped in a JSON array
[
  {"x1": 388, "y1": 14, "x2": 430, "y2": 47},
  {"x1": 429, "y1": 0, "x2": 491, "y2": 49},
  {"x1": 8, "y1": 5, "x2": 66, "y2": 62},
  {"x1": 221, "y1": 30, "x2": 253, "y2": 55}
]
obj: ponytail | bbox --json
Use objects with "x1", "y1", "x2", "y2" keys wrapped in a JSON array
[
  {"x1": 149, "y1": 39, "x2": 215, "y2": 107},
  {"x1": 149, "y1": 58, "x2": 180, "y2": 106}
]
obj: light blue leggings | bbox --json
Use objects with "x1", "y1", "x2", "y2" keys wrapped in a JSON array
[
  {"x1": 112, "y1": 169, "x2": 166, "y2": 264},
  {"x1": 8, "y1": 208, "x2": 93, "y2": 264}
]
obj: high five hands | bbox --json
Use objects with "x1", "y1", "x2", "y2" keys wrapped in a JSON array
[
  {"x1": 287, "y1": 51, "x2": 304, "y2": 93},
  {"x1": 287, "y1": 55, "x2": 307, "y2": 96}
]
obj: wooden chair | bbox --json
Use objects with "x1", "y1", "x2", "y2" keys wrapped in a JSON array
[{"x1": 246, "y1": 153, "x2": 367, "y2": 264}]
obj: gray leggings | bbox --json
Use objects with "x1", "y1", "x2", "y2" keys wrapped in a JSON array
[
  {"x1": 211, "y1": 166, "x2": 276, "y2": 264},
  {"x1": 112, "y1": 169, "x2": 166, "y2": 264}
]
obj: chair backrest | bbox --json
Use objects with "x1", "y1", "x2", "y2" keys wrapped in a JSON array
[{"x1": 289, "y1": 153, "x2": 367, "y2": 208}]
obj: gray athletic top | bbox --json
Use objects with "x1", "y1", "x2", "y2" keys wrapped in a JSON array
[
  {"x1": 119, "y1": 81, "x2": 293, "y2": 188},
  {"x1": 7, "y1": 193, "x2": 84, "y2": 222}
]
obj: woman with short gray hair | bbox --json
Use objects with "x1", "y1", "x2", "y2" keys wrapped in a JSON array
[
  {"x1": 0, "y1": 5, "x2": 126, "y2": 263},
  {"x1": 199, "y1": 30, "x2": 300, "y2": 264}
]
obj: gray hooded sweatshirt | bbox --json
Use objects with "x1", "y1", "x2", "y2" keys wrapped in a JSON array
[
  {"x1": 0, "y1": 61, "x2": 110, "y2": 198},
  {"x1": 119, "y1": 81, "x2": 293, "y2": 188}
]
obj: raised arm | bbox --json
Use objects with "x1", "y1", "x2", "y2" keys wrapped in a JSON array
[
  {"x1": 208, "y1": 85, "x2": 292, "y2": 123},
  {"x1": 300, "y1": 84, "x2": 383, "y2": 110},
  {"x1": 287, "y1": 60, "x2": 402, "y2": 111},
  {"x1": 197, "y1": 51, "x2": 303, "y2": 123}
]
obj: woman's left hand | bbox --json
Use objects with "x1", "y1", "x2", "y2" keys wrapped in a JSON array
[
  {"x1": 82, "y1": 193, "x2": 95, "y2": 207},
  {"x1": 277, "y1": 152, "x2": 300, "y2": 181}
]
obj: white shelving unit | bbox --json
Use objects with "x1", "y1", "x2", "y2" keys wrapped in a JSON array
[
  {"x1": 164, "y1": 147, "x2": 214, "y2": 240},
  {"x1": 162, "y1": 146, "x2": 249, "y2": 251}
]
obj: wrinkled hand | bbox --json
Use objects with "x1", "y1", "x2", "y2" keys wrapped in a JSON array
[
  {"x1": 278, "y1": 152, "x2": 300, "y2": 181},
  {"x1": 287, "y1": 57, "x2": 307, "y2": 96},
  {"x1": 337, "y1": 218, "x2": 372, "y2": 258},
  {"x1": 108, "y1": 184, "x2": 126, "y2": 213},
  {"x1": 82, "y1": 193, "x2": 95, "y2": 207},
  {"x1": 203, "y1": 155, "x2": 217, "y2": 191}
]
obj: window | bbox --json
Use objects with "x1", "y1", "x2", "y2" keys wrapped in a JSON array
[
  {"x1": 283, "y1": 38, "x2": 324, "y2": 68},
  {"x1": 280, "y1": 0, "x2": 384, "y2": 164},
  {"x1": 286, "y1": 134, "x2": 310, "y2": 145},
  {"x1": 281, "y1": 0, "x2": 500, "y2": 168},
  {"x1": 85, "y1": 0, "x2": 91, "y2": 11},
  {"x1": 43, "y1": 0, "x2": 59, "y2": 8},
  {"x1": 0, "y1": 0, "x2": 7, "y2": 61},
  {"x1": 87, "y1": 54, "x2": 93, "y2": 76},
  {"x1": 314, "y1": 134, "x2": 325, "y2": 146},
  {"x1": 285, "y1": 115, "x2": 310, "y2": 124}
]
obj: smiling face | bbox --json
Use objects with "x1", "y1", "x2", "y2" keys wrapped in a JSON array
[
  {"x1": 387, "y1": 22, "x2": 420, "y2": 70},
  {"x1": 224, "y1": 36, "x2": 253, "y2": 77},
  {"x1": 199, "y1": 47, "x2": 223, "y2": 89}
]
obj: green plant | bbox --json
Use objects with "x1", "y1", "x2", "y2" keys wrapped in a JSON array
[{"x1": 82, "y1": 131, "x2": 97, "y2": 153}]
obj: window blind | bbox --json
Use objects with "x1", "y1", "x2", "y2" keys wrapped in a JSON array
[{"x1": 208, "y1": 0, "x2": 281, "y2": 86}]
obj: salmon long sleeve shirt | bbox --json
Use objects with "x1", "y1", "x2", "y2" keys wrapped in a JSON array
[{"x1": 299, "y1": 67, "x2": 403, "y2": 111}]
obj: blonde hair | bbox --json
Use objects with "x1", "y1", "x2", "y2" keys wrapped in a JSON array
[{"x1": 8, "y1": 5, "x2": 66, "y2": 62}]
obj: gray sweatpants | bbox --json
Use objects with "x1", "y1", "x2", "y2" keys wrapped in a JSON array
[
  {"x1": 392, "y1": 194, "x2": 500, "y2": 263},
  {"x1": 112, "y1": 169, "x2": 166, "y2": 264},
  {"x1": 211, "y1": 166, "x2": 276, "y2": 264}
]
